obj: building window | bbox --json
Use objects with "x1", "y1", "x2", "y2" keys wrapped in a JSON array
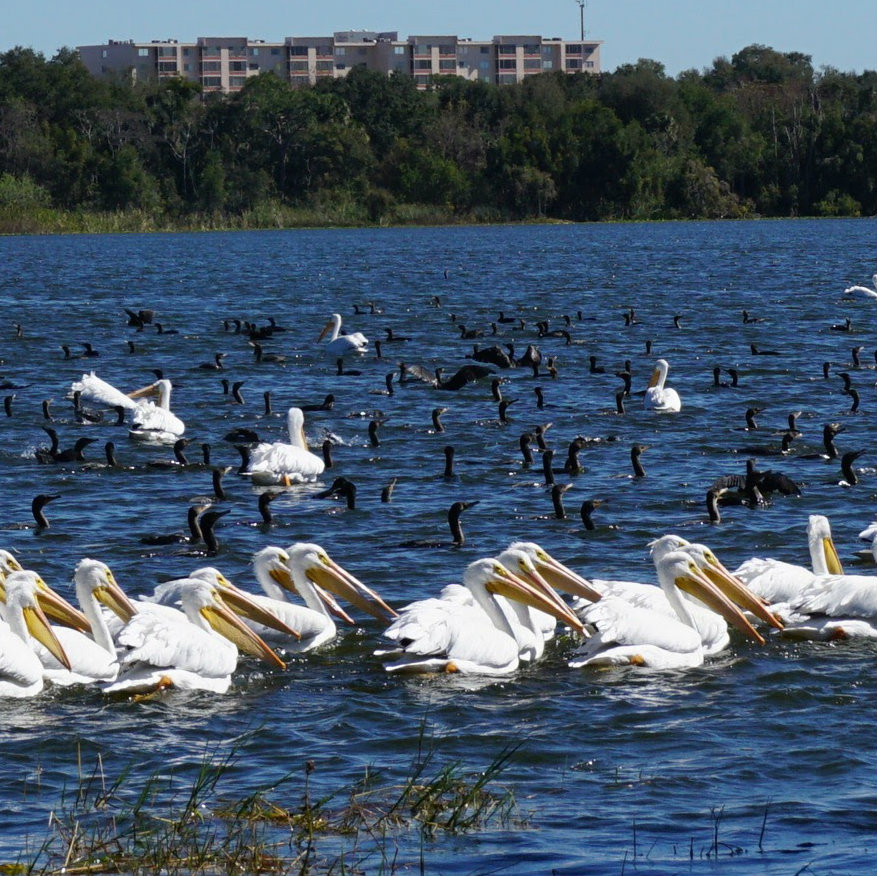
[
  {"x1": 290, "y1": 60, "x2": 309, "y2": 71},
  {"x1": 439, "y1": 59, "x2": 456, "y2": 71},
  {"x1": 498, "y1": 59, "x2": 517, "y2": 70},
  {"x1": 250, "y1": 47, "x2": 259, "y2": 56},
  {"x1": 566, "y1": 44, "x2": 583, "y2": 54},
  {"x1": 202, "y1": 76, "x2": 222, "y2": 87},
  {"x1": 158, "y1": 61, "x2": 178, "y2": 72},
  {"x1": 480, "y1": 46, "x2": 489, "y2": 54},
  {"x1": 183, "y1": 48, "x2": 190, "y2": 56},
  {"x1": 138, "y1": 48, "x2": 149, "y2": 57},
  {"x1": 183, "y1": 63, "x2": 190, "y2": 71},
  {"x1": 497, "y1": 45, "x2": 516, "y2": 55},
  {"x1": 479, "y1": 60, "x2": 490, "y2": 71},
  {"x1": 566, "y1": 58, "x2": 581, "y2": 70},
  {"x1": 230, "y1": 60, "x2": 247, "y2": 71},
  {"x1": 523, "y1": 44, "x2": 538, "y2": 55},
  {"x1": 101, "y1": 49, "x2": 107, "y2": 58},
  {"x1": 202, "y1": 60, "x2": 221, "y2": 72},
  {"x1": 394, "y1": 46, "x2": 405, "y2": 54},
  {"x1": 414, "y1": 59, "x2": 433, "y2": 70},
  {"x1": 271, "y1": 47, "x2": 280, "y2": 55},
  {"x1": 230, "y1": 76, "x2": 246, "y2": 87},
  {"x1": 524, "y1": 58, "x2": 541, "y2": 70},
  {"x1": 336, "y1": 47, "x2": 345, "y2": 56},
  {"x1": 542, "y1": 60, "x2": 553, "y2": 69}
]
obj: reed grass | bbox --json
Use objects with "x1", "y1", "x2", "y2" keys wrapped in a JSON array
[{"x1": 7, "y1": 726, "x2": 520, "y2": 876}]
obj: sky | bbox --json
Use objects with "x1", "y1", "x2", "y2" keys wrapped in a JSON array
[{"x1": 1, "y1": 0, "x2": 874, "y2": 77}]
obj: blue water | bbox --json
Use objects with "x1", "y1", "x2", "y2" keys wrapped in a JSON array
[{"x1": 0, "y1": 219, "x2": 874, "y2": 874}]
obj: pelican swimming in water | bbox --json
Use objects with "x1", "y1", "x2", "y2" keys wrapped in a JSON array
[
  {"x1": 70, "y1": 372, "x2": 184, "y2": 443},
  {"x1": 195, "y1": 545, "x2": 395, "y2": 653},
  {"x1": 32, "y1": 559, "x2": 138, "y2": 686},
  {"x1": 104, "y1": 577, "x2": 288, "y2": 695},
  {"x1": 643, "y1": 359, "x2": 682, "y2": 412},
  {"x1": 843, "y1": 274, "x2": 877, "y2": 299},
  {"x1": 1, "y1": 572, "x2": 71, "y2": 697},
  {"x1": 377, "y1": 558, "x2": 583, "y2": 676},
  {"x1": 246, "y1": 407, "x2": 325, "y2": 486},
  {"x1": 780, "y1": 571, "x2": 877, "y2": 639},
  {"x1": 568, "y1": 552, "x2": 765, "y2": 669},
  {"x1": 318, "y1": 313, "x2": 369, "y2": 357},
  {"x1": 733, "y1": 515, "x2": 844, "y2": 605}
]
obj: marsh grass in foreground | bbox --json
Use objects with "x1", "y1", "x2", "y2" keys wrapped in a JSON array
[{"x1": 11, "y1": 728, "x2": 522, "y2": 876}]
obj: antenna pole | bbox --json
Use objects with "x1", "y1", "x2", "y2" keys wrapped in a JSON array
[{"x1": 576, "y1": 0, "x2": 586, "y2": 40}]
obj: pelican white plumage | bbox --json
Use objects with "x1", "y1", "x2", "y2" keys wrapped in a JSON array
[
  {"x1": 104, "y1": 578, "x2": 286, "y2": 695},
  {"x1": 1, "y1": 573, "x2": 71, "y2": 697},
  {"x1": 33, "y1": 559, "x2": 137, "y2": 686},
  {"x1": 733, "y1": 515, "x2": 843, "y2": 604},
  {"x1": 246, "y1": 407, "x2": 325, "y2": 485},
  {"x1": 195, "y1": 545, "x2": 395, "y2": 653},
  {"x1": 569, "y1": 552, "x2": 765, "y2": 669},
  {"x1": 69, "y1": 372, "x2": 184, "y2": 443},
  {"x1": 782, "y1": 572, "x2": 877, "y2": 639},
  {"x1": 128, "y1": 378, "x2": 185, "y2": 443},
  {"x1": 318, "y1": 313, "x2": 369, "y2": 357},
  {"x1": 0, "y1": 570, "x2": 70, "y2": 697},
  {"x1": 498, "y1": 544, "x2": 602, "y2": 653},
  {"x1": 843, "y1": 273, "x2": 877, "y2": 299},
  {"x1": 643, "y1": 359, "x2": 682, "y2": 412},
  {"x1": 378, "y1": 558, "x2": 584, "y2": 676}
]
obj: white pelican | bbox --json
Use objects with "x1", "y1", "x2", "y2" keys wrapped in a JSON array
[
  {"x1": 246, "y1": 407, "x2": 325, "y2": 485},
  {"x1": 569, "y1": 552, "x2": 764, "y2": 669},
  {"x1": 733, "y1": 515, "x2": 843, "y2": 604},
  {"x1": 104, "y1": 578, "x2": 287, "y2": 695},
  {"x1": 70, "y1": 372, "x2": 184, "y2": 443},
  {"x1": 128, "y1": 378, "x2": 185, "y2": 443},
  {"x1": 33, "y1": 559, "x2": 138, "y2": 686},
  {"x1": 1, "y1": 573, "x2": 71, "y2": 697},
  {"x1": 499, "y1": 544, "x2": 602, "y2": 652},
  {"x1": 318, "y1": 313, "x2": 368, "y2": 357},
  {"x1": 643, "y1": 359, "x2": 681, "y2": 412},
  {"x1": 378, "y1": 558, "x2": 584, "y2": 676},
  {"x1": 843, "y1": 273, "x2": 877, "y2": 299},
  {"x1": 782, "y1": 572, "x2": 877, "y2": 639},
  {"x1": 192, "y1": 546, "x2": 394, "y2": 653}
]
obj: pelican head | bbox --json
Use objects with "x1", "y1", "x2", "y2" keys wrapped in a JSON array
[
  {"x1": 656, "y1": 552, "x2": 765, "y2": 645},
  {"x1": 506, "y1": 541, "x2": 602, "y2": 604},
  {"x1": 647, "y1": 359, "x2": 670, "y2": 389},
  {"x1": 286, "y1": 542, "x2": 397, "y2": 622},
  {"x1": 807, "y1": 515, "x2": 843, "y2": 575},
  {"x1": 74, "y1": 558, "x2": 138, "y2": 623},
  {"x1": 4, "y1": 570, "x2": 72, "y2": 669}
]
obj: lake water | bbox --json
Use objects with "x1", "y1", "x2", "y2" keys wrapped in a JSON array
[{"x1": 0, "y1": 219, "x2": 874, "y2": 874}]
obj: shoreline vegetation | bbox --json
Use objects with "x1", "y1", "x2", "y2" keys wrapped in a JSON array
[{"x1": 0, "y1": 43, "x2": 874, "y2": 235}]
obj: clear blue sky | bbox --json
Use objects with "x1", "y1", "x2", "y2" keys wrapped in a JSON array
[{"x1": 2, "y1": 0, "x2": 874, "y2": 77}]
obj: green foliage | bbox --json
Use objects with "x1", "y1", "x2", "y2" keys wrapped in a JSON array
[{"x1": 0, "y1": 43, "x2": 873, "y2": 229}]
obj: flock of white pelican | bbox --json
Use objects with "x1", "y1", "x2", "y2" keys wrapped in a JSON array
[{"x1": 2, "y1": 515, "x2": 874, "y2": 698}]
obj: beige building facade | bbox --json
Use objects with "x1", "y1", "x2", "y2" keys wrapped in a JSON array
[{"x1": 78, "y1": 31, "x2": 602, "y2": 94}]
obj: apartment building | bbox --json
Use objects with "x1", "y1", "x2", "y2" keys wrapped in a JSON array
[{"x1": 77, "y1": 31, "x2": 602, "y2": 94}]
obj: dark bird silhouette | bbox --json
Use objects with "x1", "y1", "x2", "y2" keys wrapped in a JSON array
[
  {"x1": 224, "y1": 427, "x2": 260, "y2": 444},
  {"x1": 564, "y1": 438, "x2": 586, "y2": 475},
  {"x1": 199, "y1": 353, "x2": 226, "y2": 371},
  {"x1": 498, "y1": 398, "x2": 516, "y2": 424},
  {"x1": 580, "y1": 498, "x2": 604, "y2": 531},
  {"x1": 534, "y1": 386, "x2": 545, "y2": 410},
  {"x1": 251, "y1": 342, "x2": 287, "y2": 364},
  {"x1": 746, "y1": 458, "x2": 802, "y2": 497},
  {"x1": 399, "y1": 500, "x2": 478, "y2": 548},
  {"x1": 381, "y1": 477, "x2": 397, "y2": 503},
  {"x1": 155, "y1": 323, "x2": 179, "y2": 335},
  {"x1": 368, "y1": 420, "x2": 380, "y2": 447},
  {"x1": 750, "y1": 343, "x2": 780, "y2": 356},
  {"x1": 140, "y1": 504, "x2": 206, "y2": 546},
  {"x1": 443, "y1": 446, "x2": 456, "y2": 478},
  {"x1": 551, "y1": 483, "x2": 572, "y2": 519},
  {"x1": 199, "y1": 508, "x2": 230, "y2": 555},
  {"x1": 54, "y1": 436, "x2": 98, "y2": 463},
  {"x1": 300, "y1": 393, "x2": 335, "y2": 413},
  {"x1": 3, "y1": 395, "x2": 13, "y2": 417},
  {"x1": 470, "y1": 344, "x2": 515, "y2": 368},
  {"x1": 840, "y1": 450, "x2": 865, "y2": 486},
  {"x1": 432, "y1": 407, "x2": 447, "y2": 432},
  {"x1": 337, "y1": 358, "x2": 362, "y2": 376},
  {"x1": 742, "y1": 310, "x2": 764, "y2": 324},
  {"x1": 831, "y1": 317, "x2": 852, "y2": 332},
  {"x1": 520, "y1": 432, "x2": 534, "y2": 465},
  {"x1": 258, "y1": 491, "x2": 280, "y2": 524},
  {"x1": 744, "y1": 407, "x2": 762, "y2": 431},
  {"x1": 631, "y1": 443, "x2": 648, "y2": 477},
  {"x1": 146, "y1": 437, "x2": 190, "y2": 469},
  {"x1": 403, "y1": 363, "x2": 495, "y2": 391},
  {"x1": 313, "y1": 477, "x2": 357, "y2": 510},
  {"x1": 589, "y1": 355, "x2": 605, "y2": 374},
  {"x1": 32, "y1": 494, "x2": 59, "y2": 530}
]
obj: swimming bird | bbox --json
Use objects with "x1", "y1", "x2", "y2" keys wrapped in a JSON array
[
  {"x1": 199, "y1": 353, "x2": 226, "y2": 371},
  {"x1": 1, "y1": 572, "x2": 72, "y2": 695},
  {"x1": 32, "y1": 559, "x2": 137, "y2": 686},
  {"x1": 377, "y1": 558, "x2": 583, "y2": 675},
  {"x1": 318, "y1": 313, "x2": 368, "y2": 357},
  {"x1": 831, "y1": 317, "x2": 853, "y2": 332},
  {"x1": 238, "y1": 544, "x2": 396, "y2": 652},
  {"x1": 630, "y1": 443, "x2": 648, "y2": 477},
  {"x1": 733, "y1": 514, "x2": 843, "y2": 604},
  {"x1": 31, "y1": 494, "x2": 59, "y2": 530},
  {"x1": 104, "y1": 577, "x2": 287, "y2": 695},
  {"x1": 245, "y1": 407, "x2": 326, "y2": 486},
  {"x1": 843, "y1": 274, "x2": 877, "y2": 299},
  {"x1": 568, "y1": 552, "x2": 765, "y2": 669},
  {"x1": 300, "y1": 394, "x2": 335, "y2": 413},
  {"x1": 400, "y1": 501, "x2": 478, "y2": 548},
  {"x1": 140, "y1": 504, "x2": 206, "y2": 546},
  {"x1": 750, "y1": 343, "x2": 780, "y2": 356},
  {"x1": 780, "y1": 570, "x2": 877, "y2": 639},
  {"x1": 643, "y1": 359, "x2": 681, "y2": 412}
]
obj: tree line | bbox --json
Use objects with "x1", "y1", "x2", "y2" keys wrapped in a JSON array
[{"x1": 0, "y1": 43, "x2": 874, "y2": 230}]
